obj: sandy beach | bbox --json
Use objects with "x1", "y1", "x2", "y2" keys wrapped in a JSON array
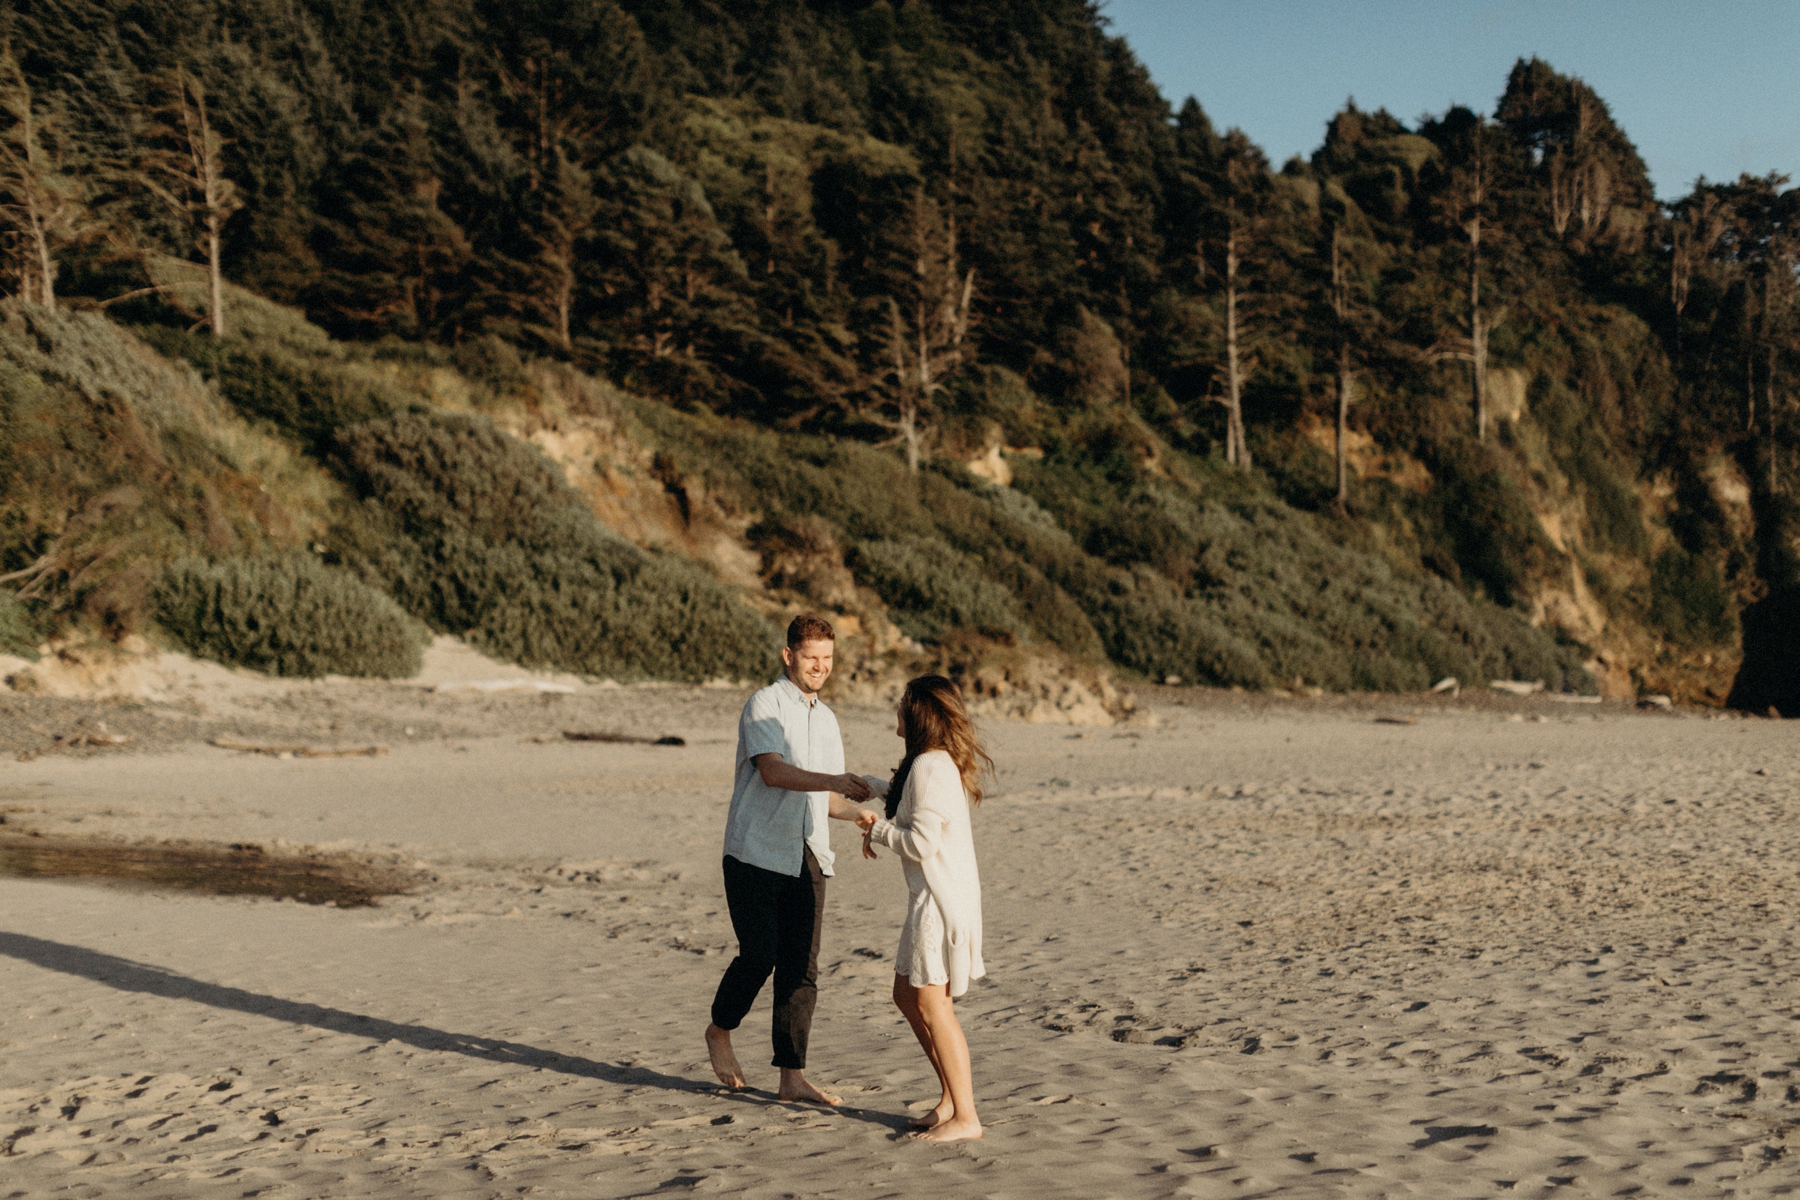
[{"x1": 2, "y1": 656, "x2": 1796, "y2": 1198}]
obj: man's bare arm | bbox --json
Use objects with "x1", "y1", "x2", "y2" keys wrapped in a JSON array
[
  {"x1": 827, "y1": 791, "x2": 881, "y2": 824},
  {"x1": 754, "y1": 753, "x2": 873, "y2": 803}
]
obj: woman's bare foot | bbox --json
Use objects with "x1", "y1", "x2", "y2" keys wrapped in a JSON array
[
  {"x1": 776, "y1": 1068, "x2": 842, "y2": 1105},
  {"x1": 914, "y1": 1115, "x2": 982, "y2": 1143},
  {"x1": 704, "y1": 1024, "x2": 746, "y2": 1089},
  {"x1": 906, "y1": 1099, "x2": 954, "y2": 1129}
]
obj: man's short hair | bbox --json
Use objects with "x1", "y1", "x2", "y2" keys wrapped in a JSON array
[{"x1": 787, "y1": 614, "x2": 835, "y2": 648}]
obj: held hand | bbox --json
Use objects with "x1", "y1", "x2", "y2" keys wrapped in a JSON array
[
  {"x1": 861, "y1": 831, "x2": 878, "y2": 860},
  {"x1": 835, "y1": 773, "x2": 873, "y2": 802},
  {"x1": 852, "y1": 807, "x2": 879, "y2": 834}
]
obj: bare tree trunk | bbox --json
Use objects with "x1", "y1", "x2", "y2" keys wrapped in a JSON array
[
  {"x1": 555, "y1": 273, "x2": 572, "y2": 353},
  {"x1": 1224, "y1": 215, "x2": 1249, "y2": 468},
  {"x1": 1770, "y1": 341, "x2": 1779, "y2": 495},
  {"x1": 1336, "y1": 340, "x2": 1354, "y2": 512},
  {"x1": 15, "y1": 88, "x2": 54, "y2": 309},
  {"x1": 1469, "y1": 209, "x2": 1487, "y2": 441},
  {"x1": 193, "y1": 81, "x2": 228, "y2": 338},
  {"x1": 1748, "y1": 351, "x2": 1757, "y2": 434},
  {"x1": 909, "y1": 292, "x2": 932, "y2": 474},
  {"x1": 900, "y1": 401, "x2": 922, "y2": 474},
  {"x1": 27, "y1": 208, "x2": 53, "y2": 308},
  {"x1": 205, "y1": 215, "x2": 224, "y2": 337},
  {"x1": 1329, "y1": 225, "x2": 1353, "y2": 512}
]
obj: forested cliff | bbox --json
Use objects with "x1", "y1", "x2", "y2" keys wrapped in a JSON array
[{"x1": 1, "y1": 0, "x2": 1794, "y2": 709}]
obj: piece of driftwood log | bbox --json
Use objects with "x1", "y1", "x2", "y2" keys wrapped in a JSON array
[
  {"x1": 209, "y1": 738, "x2": 389, "y2": 758},
  {"x1": 561, "y1": 731, "x2": 687, "y2": 746},
  {"x1": 1374, "y1": 716, "x2": 1419, "y2": 726},
  {"x1": 17, "y1": 726, "x2": 130, "y2": 762}
]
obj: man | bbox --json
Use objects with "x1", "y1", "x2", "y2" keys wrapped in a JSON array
[{"x1": 705, "y1": 614, "x2": 876, "y2": 1104}]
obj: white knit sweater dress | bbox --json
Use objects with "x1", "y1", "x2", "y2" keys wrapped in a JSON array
[{"x1": 869, "y1": 749, "x2": 985, "y2": 997}]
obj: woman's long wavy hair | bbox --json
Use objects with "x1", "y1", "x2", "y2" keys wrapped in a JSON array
[{"x1": 886, "y1": 674, "x2": 994, "y2": 818}]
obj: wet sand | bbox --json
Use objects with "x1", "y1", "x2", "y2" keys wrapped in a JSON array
[{"x1": 1, "y1": 663, "x2": 1796, "y2": 1198}]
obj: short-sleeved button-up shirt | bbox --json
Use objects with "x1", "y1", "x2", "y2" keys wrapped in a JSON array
[{"x1": 722, "y1": 675, "x2": 844, "y2": 877}]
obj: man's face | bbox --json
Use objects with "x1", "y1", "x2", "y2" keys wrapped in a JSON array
[{"x1": 782, "y1": 638, "x2": 835, "y2": 695}]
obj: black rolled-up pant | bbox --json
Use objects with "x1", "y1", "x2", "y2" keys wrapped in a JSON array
[{"x1": 710, "y1": 848, "x2": 825, "y2": 1069}]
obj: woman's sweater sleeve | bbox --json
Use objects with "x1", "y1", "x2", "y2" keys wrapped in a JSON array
[{"x1": 870, "y1": 757, "x2": 957, "y2": 862}]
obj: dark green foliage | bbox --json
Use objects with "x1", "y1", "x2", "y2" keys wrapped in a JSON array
[
  {"x1": 0, "y1": 595, "x2": 44, "y2": 658},
  {"x1": 848, "y1": 537, "x2": 1025, "y2": 642},
  {"x1": 154, "y1": 555, "x2": 427, "y2": 678},
  {"x1": 138, "y1": 325, "x2": 406, "y2": 453},
  {"x1": 1649, "y1": 547, "x2": 1735, "y2": 646},
  {"x1": 1433, "y1": 456, "x2": 1555, "y2": 607},
  {"x1": 331, "y1": 410, "x2": 777, "y2": 682}
]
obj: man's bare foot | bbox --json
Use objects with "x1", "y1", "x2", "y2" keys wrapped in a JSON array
[
  {"x1": 776, "y1": 1069, "x2": 842, "y2": 1105},
  {"x1": 914, "y1": 1116, "x2": 982, "y2": 1143},
  {"x1": 907, "y1": 1099, "x2": 954, "y2": 1129},
  {"x1": 705, "y1": 1024, "x2": 746, "y2": 1089}
]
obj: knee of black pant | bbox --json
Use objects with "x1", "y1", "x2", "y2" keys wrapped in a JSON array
[{"x1": 733, "y1": 951, "x2": 779, "y2": 981}]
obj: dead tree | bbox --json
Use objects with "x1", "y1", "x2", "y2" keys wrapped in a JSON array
[
  {"x1": 1543, "y1": 86, "x2": 1617, "y2": 244},
  {"x1": 143, "y1": 68, "x2": 240, "y2": 337},
  {"x1": 1464, "y1": 136, "x2": 1492, "y2": 441},
  {"x1": 1670, "y1": 191, "x2": 1727, "y2": 325},
  {"x1": 1434, "y1": 123, "x2": 1503, "y2": 441},
  {"x1": 1329, "y1": 223, "x2": 1355, "y2": 511},
  {"x1": 1220, "y1": 199, "x2": 1250, "y2": 468},
  {"x1": 870, "y1": 189, "x2": 975, "y2": 473},
  {"x1": 0, "y1": 48, "x2": 83, "y2": 309}
]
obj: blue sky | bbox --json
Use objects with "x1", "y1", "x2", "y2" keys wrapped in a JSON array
[{"x1": 1099, "y1": 0, "x2": 1800, "y2": 201}]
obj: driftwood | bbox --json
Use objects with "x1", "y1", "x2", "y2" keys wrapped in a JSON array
[
  {"x1": 1374, "y1": 716, "x2": 1419, "y2": 726},
  {"x1": 209, "y1": 738, "x2": 389, "y2": 758},
  {"x1": 560, "y1": 731, "x2": 687, "y2": 747},
  {"x1": 18, "y1": 727, "x2": 129, "y2": 762}
]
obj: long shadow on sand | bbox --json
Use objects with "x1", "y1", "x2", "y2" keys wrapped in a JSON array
[{"x1": 0, "y1": 930, "x2": 905, "y2": 1132}]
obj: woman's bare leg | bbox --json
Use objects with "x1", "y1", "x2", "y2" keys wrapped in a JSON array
[
  {"x1": 911, "y1": 983, "x2": 980, "y2": 1142},
  {"x1": 892, "y1": 975, "x2": 954, "y2": 1128}
]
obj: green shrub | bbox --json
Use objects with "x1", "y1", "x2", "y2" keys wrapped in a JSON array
[
  {"x1": 154, "y1": 555, "x2": 427, "y2": 678},
  {"x1": 0, "y1": 594, "x2": 43, "y2": 658},
  {"x1": 848, "y1": 536, "x2": 1026, "y2": 641},
  {"x1": 332, "y1": 410, "x2": 777, "y2": 682},
  {"x1": 136, "y1": 326, "x2": 405, "y2": 453},
  {"x1": 1649, "y1": 547, "x2": 1735, "y2": 646}
]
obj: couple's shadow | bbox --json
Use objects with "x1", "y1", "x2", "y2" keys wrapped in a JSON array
[{"x1": 0, "y1": 930, "x2": 908, "y2": 1133}]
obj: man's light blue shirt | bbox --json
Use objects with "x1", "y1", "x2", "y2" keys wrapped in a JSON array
[{"x1": 722, "y1": 675, "x2": 844, "y2": 877}]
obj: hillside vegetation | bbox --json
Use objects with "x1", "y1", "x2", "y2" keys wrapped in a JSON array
[{"x1": 2, "y1": 1, "x2": 1795, "y2": 705}]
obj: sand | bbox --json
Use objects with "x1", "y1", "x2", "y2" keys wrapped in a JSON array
[{"x1": 1, "y1": 655, "x2": 1797, "y2": 1198}]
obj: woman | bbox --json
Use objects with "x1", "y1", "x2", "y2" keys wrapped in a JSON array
[{"x1": 854, "y1": 674, "x2": 993, "y2": 1143}]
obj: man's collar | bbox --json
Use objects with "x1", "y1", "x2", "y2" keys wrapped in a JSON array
[{"x1": 774, "y1": 673, "x2": 818, "y2": 707}]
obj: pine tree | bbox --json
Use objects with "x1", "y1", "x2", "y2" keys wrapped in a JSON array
[
  {"x1": 311, "y1": 90, "x2": 471, "y2": 339},
  {"x1": 591, "y1": 146, "x2": 750, "y2": 375}
]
